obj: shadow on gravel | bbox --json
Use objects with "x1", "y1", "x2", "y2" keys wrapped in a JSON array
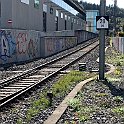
[{"x1": 102, "y1": 81, "x2": 124, "y2": 98}]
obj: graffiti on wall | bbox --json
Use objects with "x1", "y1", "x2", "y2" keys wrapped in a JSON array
[
  {"x1": 16, "y1": 32, "x2": 38, "y2": 59},
  {"x1": 0, "y1": 30, "x2": 40, "y2": 64},
  {"x1": 45, "y1": 37, "x2": 77, "y2": 56},
  {"x1": 16, "y1": 32, "x2": 27, "y2": 54},
  {"x1": 46, "y1": 38, "x2": 55, "y2": 53},
  {"x1": 55, "y1": 38, "x2": 61, "y2": 52},
  {"x1": 65, "y1": 37, "x2": 77, "y2": 49},
  {"x1": 28, "y1": 38, "x2": 38, "y2": 58},
  {"x1": 0, "y1": 29, "x2": 97, "y2": 65},
  {"x1": 0, "y1": 30, "x2": 16, "y2": 62}
]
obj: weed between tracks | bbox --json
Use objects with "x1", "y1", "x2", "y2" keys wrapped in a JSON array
[
  {"x1": 16, "y1": 71, "x2": 96, "y2": 124},
  {"x1": 52, "y1": 71, "x2": 95, "y2": 97}
]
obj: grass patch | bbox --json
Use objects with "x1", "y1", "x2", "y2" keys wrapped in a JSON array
[
  {"x1": 17, "y1": 70, "x2": 96, "y2": 123},
  {"x1": 67, "y1": 101, "x2": 94, "y2": 123},
  {"x1": 17, "y1": 119, "x2": 23, "y2": 124},
  {"x1": 75, "y1": 106, "x2": 95, "y2": 122},
  {"x1": 67, "y1": 98, "x2": 81, "y2": 112},
  {"x1": 112, "y1": 106, "x2": 124, "y2": 116},
  {"x1": 107, "y1": 77, "x2": 121, "y2": 82},
  {"x1": 16, "y1": 91, "x2": 50, "y2": 123},
  {"x1": 113, "y1": 96, "x2": 123, "y2": 103},
  {"x1": 106, "y1": 51, "x2": 124, "y2": 66},
  {"x1": 51, "y1": 71, "x2": 96, "y2": 97},
  {"x1": 25, "y1": 94, "x2": 50, "y2": 123},
  {"x1": 114, "y1": 67, "x2": 122, "y2": 76},
  {"x1": 95, "y1": 93, "x2": 108, "y2": 97},
  {"x1": 99, "y1": 100, "x2": 111, "y2": 108}
]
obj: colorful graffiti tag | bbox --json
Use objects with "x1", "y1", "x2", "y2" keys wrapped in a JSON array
[
  {"x1": 44, "y1": 37, "x2": 77, "y2": 57},
  {"x1": 28, "y1": 39, "x2": 37, "y2": 58},
  {"x1": 16, "y1": 32, "x2": 39, "y2": 59},
  {"x1": 16, "y1": 32, "x2": 28, "y2": 54},
  {"x1": 0, "y1": 30, "x2": 40, "y2": 64},
  {"x1": 0, "y1": 30, "x2": 16, "y2": 62},
  {"x1": 46, "y1": 38, "x2": 55, "y2": 53}
]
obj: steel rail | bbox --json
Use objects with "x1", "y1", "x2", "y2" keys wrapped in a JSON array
[
  {"x1": 0, "y1": 38, "x2": 98, "y2": 88},
  {"x1": 0, "y1": 39, "x2": 99, "y2": 108}
]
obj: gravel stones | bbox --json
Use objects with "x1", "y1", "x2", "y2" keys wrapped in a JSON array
[
  {"x1": 0, "y1": 40, "x2": 100, "y2": 124},
  {"x1": 57, "y1": 47, "x2": 124, "y2": 124}
]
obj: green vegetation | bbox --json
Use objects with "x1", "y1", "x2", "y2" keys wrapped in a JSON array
[
  {"x1": 67, "y1": 97, "x2": 95, "y2": 122},
  {"x1": 113, "y1": 96, "x2": 123, "y2": 103},
  {"x1": 67, "y1": 99, "x2": 93, "y2": 122},
  {"x1": 112, "y1": 106, "x2": 124, "y2": 115},
  {"x1": 17, "y1": 71, "x2": 96, "y2": 123},
  {"x1": 105, "y1": 47, "x2": 124, "y2": 117},
  {"x1": 95, "y1": 93, "x2": 108, "y2": 97},
  {"x1": 16, "y1": 91, "x2": 50, "y2": 123},
  {"x1": 107, "y1": 53, "x2": 124, "y2": 67},
  {"x1": 107, "y1": 77, "x2": 121, "y2": 82},
  {"x1": 118, "y1": 32, "x2": 124, "y2": 37},
  {"x1": 67, "y1": 98, "x2": 81, "y2": 112},
  {"x1": 79, "y1": 115, "x2": 89, "y2": 122},
  {"x1": 106, "y1": 50, "x2": 123, "y2": 78},
  {"x1": 17, "y1": 119, "x2": 23, "y2": 124},
  {"x1": 66, "y1": 88, "x2": 99, "y2": 123},
  {"x1": 26, "y1": 94, "x2": 50, "y2": 122},
  {"x1": 114, "y1": 67, "x2": 122, "y2": 76},
  {"x1": 99, "y1": 100, "x2": 111, "y2": 108},
  {"x1": 52, "y1": 71, "x2": 96, "y2": 97}
]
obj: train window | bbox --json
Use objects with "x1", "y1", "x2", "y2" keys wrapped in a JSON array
[
  {"x1": 34, "y1": 0, "x2": 40, "y2": 9},
  {"x1": 56, "y1": 10, "x2": 59, "y2": 17},
  {"x1": 74, "y1": 19, "x2": 76, "y2": 23},
  {"x1": 50, "y1": 7, "x2": 53, "y2": 14},
  {"x1": 72, "y1": 18, "x2": 73, "y2": 22},
  {"x1": 43, "y1": 12, "x2": 47, "y2": 32},
  {"x1": 65, "y1": 15, "x2": 67, "y2": 20},
  {"x1": 43, "y1": 4, "x2": 47, "y2": 12},
  {"x1": 61, "y1": 13, "x2": 63, "y2": 18},
  {"x1": 55, "y1": 17, "x2": 58, "y2": 31},
  {"x1": 21, "y1": 0, "x2": 29, "y2": 4}
]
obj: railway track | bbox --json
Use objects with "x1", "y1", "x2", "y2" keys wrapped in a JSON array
[
  {"x1": 0, "y1": 39, "x2": 99, "y2": 108},
  {"x1": 0, "y1": 39, "x2": 97, "y2": 81}
]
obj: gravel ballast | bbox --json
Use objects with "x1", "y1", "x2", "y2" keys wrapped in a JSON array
[
  {"x1": 57, "y1": 47, "x2": 124, "y2": 124},
  {"x1": 0, "y1": 40, "x2": 100, "y2": 124}
]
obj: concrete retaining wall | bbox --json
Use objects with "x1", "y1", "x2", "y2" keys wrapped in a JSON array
[
  {"x1": 0, "y1": 29, "x2": 97, "y2": 65},
  {"x1": 0, "y1": 29, "x2": 41, "y2": 65},
  {"x1": 75, "y1": 30, "x2": 97, "y2": 43},
  {"x1": 40, "y1": 37, "x2": 77, "y2": 58},
  {"x1": 112, "y1": 37, "x2": 124, "y2": 54}
]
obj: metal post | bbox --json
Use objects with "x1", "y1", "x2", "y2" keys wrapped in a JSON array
[
  {"x1": 99, "y1": 0, "x2": 106, "y2": 80},
  {"x1": 114, "y1": 0, "x2": 117, "y2": 36}
]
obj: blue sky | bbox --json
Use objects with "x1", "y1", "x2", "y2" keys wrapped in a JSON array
[{"x1": 79, "y1": 0, "x2": 124, "y2": 9}]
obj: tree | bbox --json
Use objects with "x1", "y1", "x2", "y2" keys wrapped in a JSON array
[{"x1": 123, "y1": 25, "x2": 124, "y2": 32}]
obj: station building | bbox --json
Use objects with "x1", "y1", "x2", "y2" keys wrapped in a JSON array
[
  {"x1": 86, "y1": 10, "x2": 99, "y2": 33},
  {"x1": 0, "y1": 0, "x2": 86, "y2": 32}
]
